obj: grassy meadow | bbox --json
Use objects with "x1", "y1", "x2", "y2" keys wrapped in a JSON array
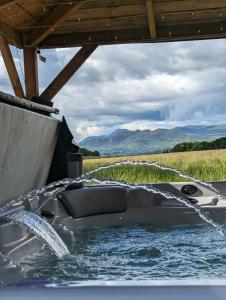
[{"x1": 83, "y1": 149, "x2": 226, "y2": 184}]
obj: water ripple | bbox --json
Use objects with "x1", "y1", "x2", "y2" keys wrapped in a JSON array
[{"x1": 19, "y1": 225, "x2": 226, "y2": 283}]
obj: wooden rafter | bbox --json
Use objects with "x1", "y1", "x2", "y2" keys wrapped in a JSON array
[
  {"x1": 41, "y1": 45, "x2": 97, "y2": 101},
  {"x1": 0, "y1": 20, "x2": 22, "y2": 48},
  {"x1": 0, "y1": 34, "x2": 25, "y2": 98},
  {"x1": 146, "y1": 0, "x2": 156, "y2": 39},
  {"x1": 40, "y1": 19, "x2": 226, "y2": 48},
  {"x1": 24, "y1": 47, "x2": 39, "y2": 99},
  {"x1": 81, "y1": 0, "x2": 226, "y2": 12},
  {"x1": 0, "y1": 1, "x2": 226, "y2": 50},
  {"x1": 0, "y1": 0, "x2": 16, "y2": 9},
  {"x1": 26, "y1": 1, "x2": 84, "y2": 47}
]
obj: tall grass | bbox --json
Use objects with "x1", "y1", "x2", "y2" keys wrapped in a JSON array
[{"x1": 83, "y1": 150, "x2": 226, "y2": 184}]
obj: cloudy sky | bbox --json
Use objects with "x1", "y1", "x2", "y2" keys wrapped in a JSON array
[{"x1": 1, "y1": 39, "x2": 226, "y2": 141}]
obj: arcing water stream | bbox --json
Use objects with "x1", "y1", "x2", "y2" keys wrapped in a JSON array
[
  {"x1": 23, "y1": 161, "x2": 226, "y2": 236},
  {"x1": 85, "y1": 160, "x2": 225, "y2": 199},
  {"x1": 6, "y1": 210, "x2": 69, "y2": 259},
  {"x1": 1, "y1": 160, "x2": 226, "y2": 258},
  {"x1": 74, "y1": 177, "x2": 225, "y2": 237}
]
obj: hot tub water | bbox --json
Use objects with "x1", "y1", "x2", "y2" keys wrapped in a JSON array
[{"x1": 1, "y1": 160, "x2": 226, "y2": 284}]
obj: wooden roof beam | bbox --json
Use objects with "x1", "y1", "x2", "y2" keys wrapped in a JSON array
[
  {"x1": 0, "y1": 34, "x2": 25, "y2": 98},
  {"x1": 40, "y1": 19, "x2": 226, "y2": 48},
  {"x1": 0, "y1": 20, "x2": 23, "y2": 48},
  {"x1": 26, "y1": 1, "x2": 84, "y2": 47},
  {"x1": 41, "y1": 44, "x2": 97, "y2": 101},
  {"x1": 76, "y1": 0, "x2": 226, "y2": 12},
  {"x1": 146, "y1": 0, "x2": 156, "y2": 39},
  {"x1": 0, "y1": 0, "x2": 16, "y2": 9}
]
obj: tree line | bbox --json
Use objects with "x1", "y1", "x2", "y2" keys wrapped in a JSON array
[
  {"x1": 169, "y1": 137, "x2": 226, "y2": 153},
  {"x1": 78, "y1": 147, "x2": 100, "y2": 157}
]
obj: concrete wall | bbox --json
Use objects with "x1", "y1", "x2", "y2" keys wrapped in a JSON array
[{"x1": 0, "y1": 102, "x2": 59, "y2": 205}]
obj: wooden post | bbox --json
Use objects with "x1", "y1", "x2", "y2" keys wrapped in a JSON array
[
  {"x1": 41, "y1": 45, "x2": 97, "y2": 101},
  {"x1": 0, "y1": 35, "x2": 25, "y2": 98},
  {"x1": 24, "y1": 47, "x2": 39, "y2": 99},
  {"x1": 146, "y1": 0, "x2": 156, "y2": 39}
]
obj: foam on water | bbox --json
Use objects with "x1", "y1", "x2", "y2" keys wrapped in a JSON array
[{"x1": 6, "y1": 210, "x2": 69, "y2": 259}]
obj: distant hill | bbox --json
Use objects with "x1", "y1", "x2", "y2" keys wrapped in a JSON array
[
  {"x1": 170, "y1": 137, "x2": 226, "y2": 153},
  {"x1": 79, "y1": 125, "x2": 226, "y2": 156}
]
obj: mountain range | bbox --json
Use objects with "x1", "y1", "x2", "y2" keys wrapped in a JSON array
[{"x1": 79, "y1": 125, "x2": 226, "y2": 156}]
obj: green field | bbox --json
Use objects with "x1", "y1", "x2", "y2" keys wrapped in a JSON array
[{"x1": 83, "y1": 149, "x2": 226, "y2": 184}]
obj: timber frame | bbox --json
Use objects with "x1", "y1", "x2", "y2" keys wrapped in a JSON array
[
  {"x1": 1, "y1": 0, "x2": 226, "y2": 100},
  {"x1": 41, "y1": 45, "x2": 98, "y2": 101}
]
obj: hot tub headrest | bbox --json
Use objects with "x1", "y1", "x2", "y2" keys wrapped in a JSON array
[{"x1": 58, "y1": 186, "x2": 128, "y2": 219}]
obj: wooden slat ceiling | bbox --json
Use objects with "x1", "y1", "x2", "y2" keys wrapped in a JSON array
[{"x1": 1, "y1": 0, "x2": 226, "y2": 48}]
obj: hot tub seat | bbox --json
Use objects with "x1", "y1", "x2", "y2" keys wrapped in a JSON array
[{"x1": 58, "y1": 186, "x2": 128, "y2": 219}]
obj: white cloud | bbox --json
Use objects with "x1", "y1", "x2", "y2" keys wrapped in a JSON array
[
  {"x1": 1, "y1": 40, "x2": 226, "y2": 140},
  {"x1": 73, "y1": 123, "x2": 108, "y2": 142},
  {"x1": 0, "y1": 56, "x2": 8, "y2": 78}
]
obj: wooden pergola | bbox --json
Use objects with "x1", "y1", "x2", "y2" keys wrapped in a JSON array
[{"x1": 0, "y1": 0, "x2": 226, "y2": 101}]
